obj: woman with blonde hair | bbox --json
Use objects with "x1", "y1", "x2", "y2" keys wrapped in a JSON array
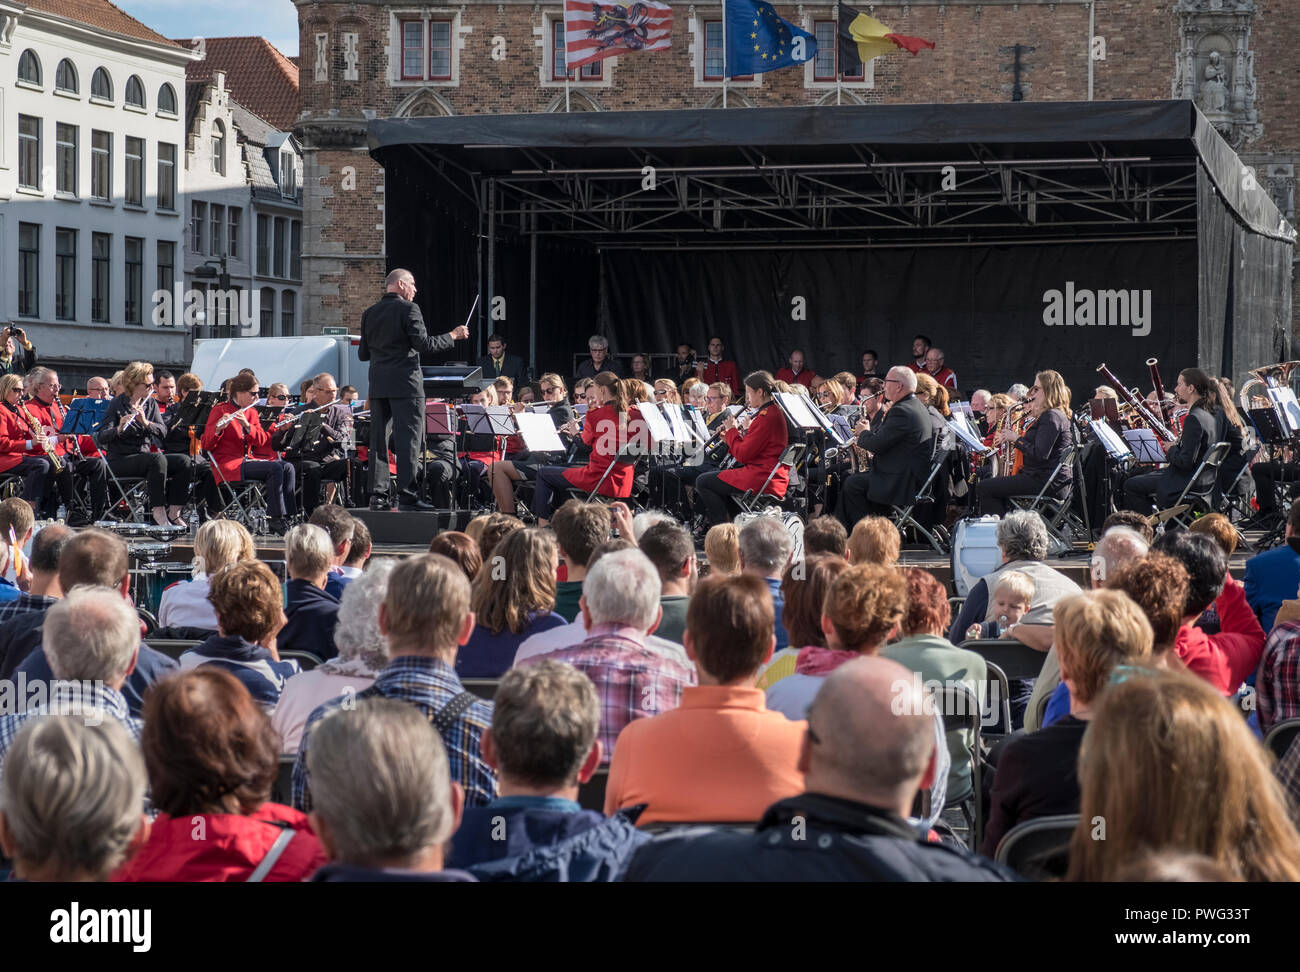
[
  {"x1": 975, "y1": 369, "x2": 1073, "y2": 517},
  {"x1": 703, "y1": 522, "x2": 740, "y2": 575},
  {"x1": 1067, "y1": 667, "x2": 1300, "y2": 882},
  {"x1": 456, "y1": 528, "x2": 566, "y2": 678},
  {"x1": 653, "y1": 378, "x2": 681, "y2": 406},
  {"x1": 158, "y1": 519, "x2": 256, "y2": 631}
]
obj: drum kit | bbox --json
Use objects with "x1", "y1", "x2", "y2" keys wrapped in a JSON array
[{"x1": 95, "y1": 521, "x2": 194, "y2": 618}]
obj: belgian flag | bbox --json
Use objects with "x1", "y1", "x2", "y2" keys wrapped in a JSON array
[{"x1": 837, "y1": 1, "x2": 935, "y2": 77}]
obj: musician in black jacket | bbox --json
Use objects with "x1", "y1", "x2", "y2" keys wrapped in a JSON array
[
  {"x1": 358, "y1": 269, "x2": 469, "y2": 511},
  {"x1": 975, "y1": 370, "x2": 1075, "y2": 517},
  {"x1": 836, "y1": 367, "x2": 932, "y2": 528},
  {"x1": 1123, "y1": 367, "x2": 1219, "y2": 513}
]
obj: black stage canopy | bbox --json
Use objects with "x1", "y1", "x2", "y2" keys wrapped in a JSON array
[{"x1": 369, "y1": 100, "x2": 1294, "y2": 397}]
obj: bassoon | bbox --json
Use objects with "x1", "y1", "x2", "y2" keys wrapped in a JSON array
[
  {"x1": 1146, "y1": 358, "x2": 1177, "y2": 427},
  {"x1": 1097, "y1": 362, "x2": 1177, "y2": 444}
]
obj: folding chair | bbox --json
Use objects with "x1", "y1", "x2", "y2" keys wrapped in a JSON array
[
  {"x1": 103, "y1": 466, "x2": 150, "y2": 522},
  {"x1": 734, "y1": 442, "x2": 805, "y2": 516},
  {"x1": 936, "y1": 682, "x2": 983, "y2": 850},
  {"x1": 271, "y1": 755, "x2": 296, "y2": 804},
  {"x1": 1264, "y1": 717, "x2": 1300, "y2": 761},
  {"x1": 0, "y1": 473, "x2": 22, "y2": 501},
  {"x1": 461, "y1": 678, "x2": 500, "y2": 701},
  {"x1": 960, "y1": 638, "x2": 1049, "y2": 681},
  {"x1": 888, "y1": 453, "x2": 951, "y2": 555},
  {"x1": 143, "y1": 638, "x2": 203, "y2": 662},
  {"x1": 279, "y1": 649, "x2": 324, "y2": 671},
  {"x1": 981, "y1": 660, "x2": 1013, "y2": 740},
  {"x1": 204, "y1": 451, "x2": 271, "y2": 535},
  {"x1": 1161, "y1": 441, "x2": 1231, "y2": 531},
  {"x1": 564, "y1": 447, "x2": 640, "y2": 507},
  {"x1": 1007, "y1": 445, "x2": 1082, "y2": 556},
  {"x1": 994, "y1": 814, "x2": 1079, "y2": 880}
]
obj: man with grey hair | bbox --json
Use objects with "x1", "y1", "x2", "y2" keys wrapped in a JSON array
[
  {"x1": 739, "y1": 516, "x2": 793, "y2": 650},
  {"x1": 517, "y1": 548, "x2": 695, "y2": 760},
  {"x1": 1091, "y1": 526, "x2": 1149, "y2": 589},
  {"x1": 308, "y1": 698, "x2": 475, "y2": 882},
  {"x1": 278, "y1": 524, "x2": 341, "y2": 661},
  {"x1": 359, "y1": 267, "x2": 471, "y2": 512},
  {"x1": 0, "y1": 587, "x2": 143, "y2": 771},
  {"x1": 1007, "y1": 382, "x2": 1029, "y2": 402},
  {"x1": 447, "y1": 660, "x2": 649, "y2": 881},
  {"x1": 280, "y1": 372, "x2": 353, "y2": 515},
  {"x1": 576, "y1": 334, "x2": 619, "y2": 380},
  {"x1": 969, "y1": 389, "x2": 992, "y2": 433},
  {"x1": 0, "y1": 717, "x2": 147, "y2": 881},
  {"x1": 837, "y1": 365, "x2": 931, "y2": 529},
  {"x1": 621, "y1": 656, "x2": 1014, "y2": 882}
]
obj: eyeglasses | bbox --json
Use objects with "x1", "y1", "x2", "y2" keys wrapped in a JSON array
[
  {"x1": 575, "y1": 392, "x2": 587, "y2": 400},
  {"x1": 807, "y1": 723, "x2": 823, "y2": 746},
  {"x1": 883, "y1": 378, "x2": 901, "y2": 385},
  {"x1": 654, "y1": 389, "x2": 667, "y2": 397},
  {"x1": 269, "y1": 394, "x2": 289, "y2": 401}
]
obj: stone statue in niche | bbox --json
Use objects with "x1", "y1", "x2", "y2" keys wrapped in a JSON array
[{"x1": 1198, "y1": 50, "x2": 1229, "y2": 113}]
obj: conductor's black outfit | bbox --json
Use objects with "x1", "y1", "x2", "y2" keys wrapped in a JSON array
[{"x1": 359, "y1": 292, "x2": 456, "y2": 504}]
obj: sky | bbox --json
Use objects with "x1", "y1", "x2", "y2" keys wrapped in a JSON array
[{"x1": 116, "y1": 0, "x2": 300, "y2": 57}]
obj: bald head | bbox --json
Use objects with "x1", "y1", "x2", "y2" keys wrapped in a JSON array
[
  {"x1": 884, "y1": 366, "x2": 917, "y2": 401},
  {"x1": 385, "y1": 269, "x2": 415, "y2": 296},
  {"x1": 1092, "y1": 526, "x2": 1148, "y2": 588},
  {"x1": 803, "y1": 656, "x2": 936, "y2": 815}
]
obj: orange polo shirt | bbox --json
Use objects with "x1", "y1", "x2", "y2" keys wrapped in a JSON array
[{"x1": 604, "y1": 684, "x2": 806, "y2": 826}]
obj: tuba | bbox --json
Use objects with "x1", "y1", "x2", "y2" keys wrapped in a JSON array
[{"x1": 1240, "y1": 361, "x2": 1300, "y2": 438}]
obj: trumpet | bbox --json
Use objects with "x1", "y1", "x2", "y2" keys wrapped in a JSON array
[{"x1": 20, "y1": 398, "x2": 62, "y2": 474}]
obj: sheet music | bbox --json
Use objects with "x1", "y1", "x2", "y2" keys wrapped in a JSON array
[
  {"x1": 776, "y1": 392, "x2": 823, "y2": 430},
  {"x1": 461, "y1": 404, "x2": 517, "y2": 436},
  {"x1": 1090, "y1": 419, "x2": 1133, "y2": 459},
  {"x1": 636, "y1": 401, "x2": 671, "y2": 444},
  {"x1": 1270, "y1": 388, "x2": 1300, "y2": 434},
  {"x1": 662, "y1": 404, "x2": 693, "y2": 444},
  {"x1": 948, "y1": 419, "x2": 993, "y2": 456},
  {"x1": 515, "y1": 412, "x2": 565, "y2": 453},
  {"x1": 1122, "y1": 427, "x2": 1165, "y2": 463},
  {"x1": 687, "y1": 408, "x2": 712, "y2": 445}
]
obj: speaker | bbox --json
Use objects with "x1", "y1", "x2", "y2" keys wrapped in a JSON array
[{"x1": 348, "y1": 508, "x2": 476, "y2": 546}]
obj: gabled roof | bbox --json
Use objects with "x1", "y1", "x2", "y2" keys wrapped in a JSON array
[
  {"x1": 175, "y1": 35, "x2": 300, "y2": 131},
  {"x1": 25, "y1": 0, "x2": 181, "y2": 47}
]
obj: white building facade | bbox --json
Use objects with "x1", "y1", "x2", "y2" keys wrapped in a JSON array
[{"x1": 0, "y1": 1, "x2": 198, "y2": 382}]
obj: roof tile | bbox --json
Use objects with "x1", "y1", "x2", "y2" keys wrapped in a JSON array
[
  {"x1": 25, "y1": 0, "x2": 180, "y2": 47},
  {"x1": 175, "y1": 36, "x2": 300, "y2": 132}
]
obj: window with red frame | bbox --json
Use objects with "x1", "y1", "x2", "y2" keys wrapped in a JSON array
[
  {"x1": 813, "y1": 20, "x2": 864, "y2": 81},
  {"x1": 401, "y1": 19, "x2": 454, "y2": 81}
]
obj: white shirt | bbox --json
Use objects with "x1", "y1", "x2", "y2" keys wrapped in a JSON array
[
  {"x1": 157, "y1": 574, "x2": 218, "y2": 631},
  {"x1": 513, "y1": 619, "x2": 692, "y2": 670},
  {"x1": 272, "y1": 668, "x2": 376, "y2": 754}
]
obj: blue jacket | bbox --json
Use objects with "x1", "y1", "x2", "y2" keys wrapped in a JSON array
[
  {"x1": 310, "y1": 863, "x2": 476, "y2": 882},
  {"x1": 764, "y1": 577, "x2": 791, "y2": 651},
  {"x1": 621, "y1": 793, "x2": 1018, "y2": 882},
  {"x1": 181, "y1": 634, "x2": 298, "y2": 707},
  {"x1": 279, "y1": 579, "x2": 341, "y2": 660},
  {"x1": 15, "y1": 641, "x2": 178, "y2": 718},
  {"x1": 1244, "y1": 540, "x2": 1300, "y2": 634},
  {"x1": 455, "y1": 611, "x2": 568, "y2": 679},
  {"x1": 446, "y1": 796, "x2": 649, "y2": 882}
]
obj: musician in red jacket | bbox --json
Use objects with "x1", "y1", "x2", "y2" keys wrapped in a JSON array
[
  {"x1": 531, "y1": 371, "x2": 636, "y2": 526},
  {"x1": 697, "y1": 336, "x2": 742, "y2": 399},
  {"x1": 22, "y1": 367, "x2": 109, "y2": 525},
  {"x1": 201, "y1": 373, "x2": 296, "y2": 534},
  {"x1": 0, "y1": 373, "x2": 56, "y2": 506},
  {"x1": 695, "y1": 370, "x2": 789, "y2": 527}
]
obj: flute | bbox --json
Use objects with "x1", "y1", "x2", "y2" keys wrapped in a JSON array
[{"x1": 214, "y1": 402, "x2": 257, "y2": 432}]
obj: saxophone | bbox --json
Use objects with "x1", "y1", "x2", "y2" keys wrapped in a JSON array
[{"x1": 20, "y1": 398, "x2": 62, "y2": 474}]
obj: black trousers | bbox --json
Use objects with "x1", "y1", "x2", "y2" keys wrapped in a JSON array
[
  {"x1": 836, "y1": 471, "x2": 892, "y2": 528},
  {"x1": 419, "y1": 458, "x2": 457, "y2": 508},
  {"x1": 650, "y1": 463, "x2": 712, "y2": 518},
  {"x1": 695, "y1": 471, "x2": 747, "y2": 527},
  {"x1": 368, "y1": 396, "x2": 422, "y2": 498},
  {"x1": 11, "y1": 457, "x2": 52, "y2": 507},
  {"x1": 1252, "y1": 461, "x2": 1300, "y2": 513},
  {"x1": 240, "y1": 459, "x2": 297, "y2": 518},
  {"x1": 47, "y1": 457, "x2": 109, "y2": 516},
  {"x1": 295, "y1": 457, "x2": 351, "y2": 513},
  {"x1": 1123, "y1": 469, "x2": 1176, "y2": 514},
  {"x1": 109, "y1": 452, "x2": 191, "y2": 508},
  {"x1": 975, "y1": 473, "x2": 1051, "y2": 518}
]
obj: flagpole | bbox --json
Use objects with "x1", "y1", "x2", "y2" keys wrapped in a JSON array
[
  {"x1": 563, "y1": 6, "x2": 571, "y2": 111},
  {"x1": 722, "y1": 0, "x2": 728, "y2": 108}
]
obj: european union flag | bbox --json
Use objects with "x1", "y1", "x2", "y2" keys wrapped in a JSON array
[{"x1": 725, "y1": 0, "x2": 817, "y2": 76}]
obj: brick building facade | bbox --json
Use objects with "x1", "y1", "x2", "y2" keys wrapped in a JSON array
[{"x1": 293, "y1": 0, "x2": 1297, "y2": 339}]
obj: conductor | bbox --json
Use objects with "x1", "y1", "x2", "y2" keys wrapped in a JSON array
[{"x1": 359, "y1": 269, "x2": 470, "y2": 511}]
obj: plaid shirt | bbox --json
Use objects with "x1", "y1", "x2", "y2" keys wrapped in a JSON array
[
  {"x1": 292, "y1": 655, "x2": 496, "y2": 811},
  {"x1": 1277, "y1": 734, "x2": 1300, "y2": 820},
  {"x1": 518, "y1": 624, "x2": 696, "y2": 762},
  {"x1": 1257, "y1": 621, "x2": 1300, "y2": 735},
  {"x1": 0, "y1": 680, "x2": 141, "y2": 776},
  {"x1": 0, "y1": 592, "x2": 56, "y2": 626}
]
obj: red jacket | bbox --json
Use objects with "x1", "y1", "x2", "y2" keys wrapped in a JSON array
[
  {"x1": 910, "y1": 363, "x2": 958, "y2": 391},
  {"x1": 0, "y1": 403, "x2": 32, "y2": 474},
  {"x1": 563, "y1": 403, "x2": 637, "y2": 497},
  {"x1": 700, "y1": 360, "x2": 742, "y2": 399},
  {"x1": 775, "y1": 368, "x2": 816, "y2": 389},
  {"x1": 20, "y1": 396, "x2": 69, "y2": 460},
  {"x1": 1174, "y1": 579, "x2": 1267, "y2": 695},
  {"x1": 201, "y1": 401, "x2": 269, "y2": 484},
  {"x1": 113, "y1": 803, "x2": 327, "y2": 882},
  {"x1": 718, "y1": 401, "x2": 789, "y2": 496}
]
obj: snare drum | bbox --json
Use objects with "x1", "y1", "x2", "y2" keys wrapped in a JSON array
[
  {"x1": 128, "y1": 541, "x2": 172, "y2": 563},
  {"x1": 131, "y1": 561, "x2": 195, "y2": 618}
]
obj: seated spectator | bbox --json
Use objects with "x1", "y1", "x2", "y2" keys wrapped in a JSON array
[
  {"x1": 1066, "y1": 668, "x2": 1300, "y2": 882},
  {"x1": 158, "y1": 519, "x2": 254, "y2": 632},
  {"x1": 274, "y1": 560, "x2": 394, "y2": 753},
  {"x1": 338, "y1": 517, "x2": 371, "y2": 585},
  {"x1": 982, "y1": 590, "x2": 1153, "y2": 857},
  {"x1": 428, "y1": 531, "x2": 484, "y2": 581},
  {"x1": 0, "y1": 523, "x2": 70, "y2": 627},
  {"x1": 621, "y1": 656, "x2": 1014, "y2": 882},
  {"x1": 447, "y1": 661, "x2": 648, "y2": 880},
  {"x1": 1187, "y1": 512, "x2": 1239, "y2": 632},
  {"x1": 0, "y1": 497, "x2": 34, "y2": 598},
  {"x1": 308, "y1": 698, "x2": 475, "y2": 882},
  {"x1": 847, "y1": 516, "x2": 900, "y2": 566},
  {"x1": 704, "y1": 523, "x2": 740, "y2": 576},
  {"x1": 477, "y1": 511, "x2": 524, "y2": 563},
  {"x1": 457, "y1": 529, "x2": 566, "y2": 679},
  {"x1": 516, "y1": 549, "x2": 695, "y2": 760},
  {"x1": 638, "y1": 521, "x2": 696, "y2": 644},
  {"x1": 965, "y1": 571, "x2": 1034, "y2": 641},
  {"x1": 115, "y1": 668, "x2": 328, "y2": 882},
  {"x1": 802, "y1": 516, "x2": 848, "y2": 558},
  {"x1": 757, "y1": 554, "x2": 850, "y2": 692},
  {"x1": 4, "y1": 529, "x2": 177, "y2": 716},
  {"x1": 884, "y1": 569, "x2": 987, "y2": 802},
  {"x1": 309, "y1": 505, "x2": 355, "y2": 600},
  {"x1": 0, "y1": 717, "x2": 146, "y2": 882},
  {"x1": 1088, "y1": 525, "x2": 1149, "y2": 588},
  {"x1": 279, "y1": 524, "x2": 342, "y2": 661},
  {"x1": 294, "y1": 554, "x2": 497, "y2": 811},
  {"x1": 1100, "y1": 509, "x2": 1155, "y2": 544},
  {"x1": 0, "y1": 587, "x2": 143, "y2": 769},
  {"x1": 1154, "y1": 530, "x2": 1265, "y2": 695},
  {"x1": 551, "y1": 501, "x2": 611, "y2": 622},
  {"x1": 464, "y1": 514, "x2": 489, "y2": 547},
  {"x1": 1245, "y1": 499, "x2": 1300, "y2": 633},
  {"x1": 179, "y1": 561, "x2": 297, "y2": 709},
  {"x1": 606, "y1": 574, "x2": 806, "y2": 825},
  {"x1": 739, "y1": 517, "x2": 793, "y2": 650}
]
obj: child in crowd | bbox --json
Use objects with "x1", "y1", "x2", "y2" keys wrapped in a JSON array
[{"x1": 966, "y1": 570, "x2": 1034, "y2": 640}]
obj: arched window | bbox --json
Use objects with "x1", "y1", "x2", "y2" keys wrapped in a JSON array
[
  {"x1": 125, "y1": 75, "x2": 145, "y2": 108},
  {"x1": 55, "y1": 59, "x2": 78, "y2": 93},
  {"x1": 18, "y1": 50, "x2": 41, "y2": 85},
  {"x1": 158, "y1": 83, "x2": 178, "y2": 115},
  {"x1": 211, "y1": 120, "x2": 226, "y2": 176},
  {"x1": 91, "y1": 67, "x2": 113, "y2": 100}
]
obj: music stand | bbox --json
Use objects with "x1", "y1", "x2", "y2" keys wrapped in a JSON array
[
  {"x1": 60, "y1": 397, "x2": 109, "y2": 437},
  {"x1": 1090, "y1": 420, "x2": 1133, "y2": 460},
  {"x1": 425, "y1": 402, "x2": 456, "y2": 436},
  {"x1": 284, "y1": 411, "x2": 326, "y2": 457},
  {"x1": 1122, "y1": 428, "x2": 1165, "y2": 464},
  {"x1": 460, "y1": 405, "x2": 516, "y2": 437},
  {"x1": 255, "y1": 405, "x2": 284, "y2": 429}
]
